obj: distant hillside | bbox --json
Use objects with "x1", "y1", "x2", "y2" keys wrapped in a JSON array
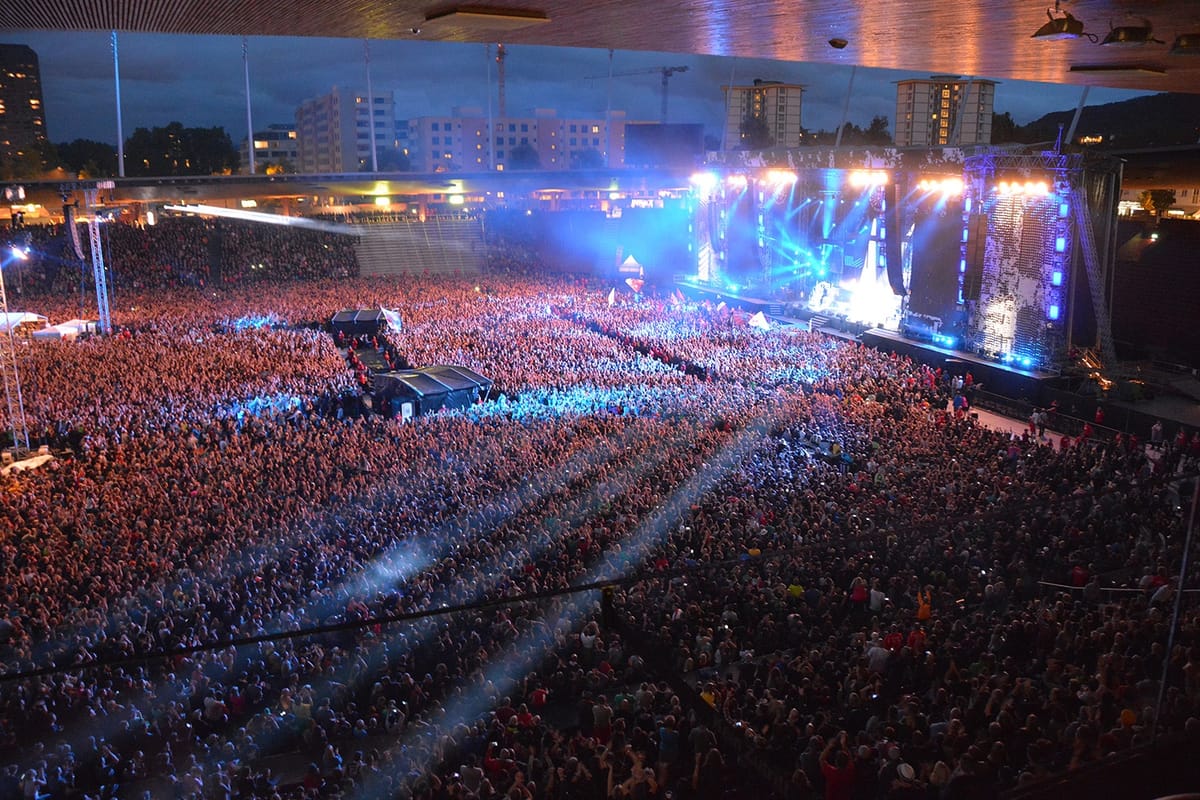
[{"x1": 1016, "y1": 93, "x2": 1200, "y2": 149}]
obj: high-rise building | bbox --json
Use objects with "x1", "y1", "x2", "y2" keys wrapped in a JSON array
[
  {"x1": 294, "y1": 87, "x2": 396, "y2": 173},
  {"x1": 721, "y1": 80, "x2": 805, "y2": 150},
  {"x1": 239, "y1": 123, "x2": 299, "y2": 174},
  {"x1": 403, "y1": 107, "x2": 628, "y2": 173},
  {"x1": 0, "y1": 44, "x2": 48, "y2": 173},
  {"x1": 893, "y1": 75, "x2": 996, "y2": 147}
]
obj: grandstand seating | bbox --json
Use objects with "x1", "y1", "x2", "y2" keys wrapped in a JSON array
[{"x1": 354, "y1": 218, "x2": 484, "y2": 277}]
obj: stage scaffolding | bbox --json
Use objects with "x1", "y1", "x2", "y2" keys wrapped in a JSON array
[{"x1": 961, "y1": 149, "x2": 1120, "y2": 371}]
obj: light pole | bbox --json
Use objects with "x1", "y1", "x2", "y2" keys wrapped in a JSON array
[{"x1": 1154, "y1": 470, "x2": 1200, "y2": 738}]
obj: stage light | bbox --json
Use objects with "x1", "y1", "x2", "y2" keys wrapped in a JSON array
[
  {"x1": 689, "y1": 171, "x2": 719, "y2": 192},
  {"x1": 921, "y1": 176, "x2": 964, "y2": 197},
  {"x1": 1052, "y1": 270, "x2": 1063, "y2": 286},
  {"x1": 849, "y1": 170, "x2": 888, "y2": 188},
  {"x1": 1021, "y1": 357, "x2": 1034, "y2": 368},
  {"x1": 374, "y1": 196, "x2": 390, "y2": 207},
  {"x1": 1049, "y1": 304, "x2": 1060, "y2": 320},
  {"x1": 727, "y1": 174, "x2": 748, "y2": 189},
  {"x1": 1055, "y1": 236, "x2": 1067, "y2": 253},
  {"x1": 765, "y1": 169, "x2": 797, "y2": 185},
  {"x1": 1059, "y1": 202, "x2": 1070, "y2": 217},
  {"x1": 9, "y1": 246, "x2": 29, "y2": 261}
]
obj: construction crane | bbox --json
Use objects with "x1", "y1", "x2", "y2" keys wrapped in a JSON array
[
  {"x1": 586, "y1": 64, "x2": 690, "y2": 123},
  {"x1": 495, "y1": 43, "x2": 507, "y2": 118}
]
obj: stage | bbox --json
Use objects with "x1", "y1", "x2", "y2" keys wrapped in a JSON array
[{"x1": 859, "y1": 328, "x2": 1057, "y2": 400}]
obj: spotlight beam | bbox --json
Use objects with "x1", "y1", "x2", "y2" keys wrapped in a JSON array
[{"x1": 161, "y1": 204, "x2": 357, "y2": 235}]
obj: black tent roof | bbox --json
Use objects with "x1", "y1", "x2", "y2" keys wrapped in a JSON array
[
  {"x1": 374, "y1": 365, "x2": 492, "y2": 398},
  {"x1": 332, "y1": 309, "x2": 385, "y2": 324},
  {"x1": 423, "y1": 365, "x2": 492, "y2": 392}
]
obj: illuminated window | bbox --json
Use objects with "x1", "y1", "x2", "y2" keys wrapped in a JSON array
[{"x1": 591, "y1": 125, "x2": 600, "y2": 134}]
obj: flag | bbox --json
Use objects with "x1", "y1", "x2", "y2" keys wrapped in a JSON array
[
  {"x1": 381, "y1": 308, "x2": 404, "y2": 330},
  {"x1": 749, "y1": 311, "x2": 770, "y2": 330},
  {"x1": 607, "y1": 288, "x2": 616, "y2": 306},
  {"x1": 625, "y1": 278, "x2": 644, "y2": 293}
]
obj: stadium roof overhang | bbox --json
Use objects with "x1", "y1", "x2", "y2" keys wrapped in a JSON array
[{"x1": 3, "y1": 0, "x2": 1200, "y2": 95}]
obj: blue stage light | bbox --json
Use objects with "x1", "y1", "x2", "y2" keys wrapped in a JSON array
[{"x1": 1049, "y1": 304, "x2": 1060, "y2": 320}]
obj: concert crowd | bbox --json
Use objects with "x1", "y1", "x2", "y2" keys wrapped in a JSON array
[{"x1": 0, "y1": 219, "x2": 1196, "y2": 800}]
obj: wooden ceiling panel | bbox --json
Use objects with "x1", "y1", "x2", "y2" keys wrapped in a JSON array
[{"x1": 3, "y1": 0, "x2": 1199, "y2": 93}]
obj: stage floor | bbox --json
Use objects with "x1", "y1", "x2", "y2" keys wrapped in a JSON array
[{"x1": 860, "y1": 328, "x2": 1059, "y2": 381}]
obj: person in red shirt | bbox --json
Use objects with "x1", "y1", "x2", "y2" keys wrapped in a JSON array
[{"x1": 820, "y1": 731, "x2": 856, "y2": 800}]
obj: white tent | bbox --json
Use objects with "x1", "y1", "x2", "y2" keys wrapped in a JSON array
[
  {"x1": 31, "y1": 319, "x2": 97, "y2": 342},
  {"x1": 0, "y1": 312, "x2": 47, "y2": 333}
]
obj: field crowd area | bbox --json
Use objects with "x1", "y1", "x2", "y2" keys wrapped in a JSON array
[{"x1": 0, "y1": 269, "x2": 1196, "y2": 800}]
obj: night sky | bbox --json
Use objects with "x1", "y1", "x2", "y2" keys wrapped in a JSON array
[{"x1": 5, "y1": 30, "x2": 1157, "y2": 147}]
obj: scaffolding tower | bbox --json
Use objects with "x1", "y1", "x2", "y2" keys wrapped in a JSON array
[{"x1": 0, "y1": 265, "x2": 30, "y2": 452}]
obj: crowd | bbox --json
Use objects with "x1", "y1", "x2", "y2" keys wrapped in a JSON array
[
  {"x1": 0, "y1": 216, "x2": 357, "y2": 298},
  {"x1": 0, "y1": 266, "x2": 1195, "y2": 800}
]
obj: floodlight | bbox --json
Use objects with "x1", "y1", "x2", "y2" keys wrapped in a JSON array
[
  {"x1": 1100, "y1": 18, "x2": 1163, "y2": 46},
  {"x1": 1169, "y1": 33, "x2": 1200, "y2": 55},
  {"x1": 1032, "y1": 8, "x2": 1093, "y2": 41}
]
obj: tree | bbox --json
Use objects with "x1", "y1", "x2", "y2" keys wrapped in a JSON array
[
  {"x1": 0, "y1": 138, "x2": 57, "y2": 180},
  {"x1": 375, "y1": 146, "x2": 410, "y2": 172},
  {"x1": 570, "y1": 148, "x2": 605, "y2": 170},
  {"x1": 125, "y1": 122, "x2": 239, "y2": 177},
  {"x1": 55, "y1": 139, "x2": 118, "y2": 177},
  {"x1": 508, "y1": 142, "x2": 540, "y2": 170},
  {"x1": 739, "y1": 111, "x2": 774, "y2": 150},
  {"x1": 0, "y1": 149, "x2": 45, "y2": 180},
  {"x1": 1139, "y1": 189, "x2": 1176, "y2": 219},
  {"x1": 991, "y1": 112, "x2": 1022, "y2": 144},
  {"x1": 864, "y1": 116, "x2": 891, "y2": 145},
  {"x1": 261, "y1": 159, "x2": 296, "y2": 176},
  {"x1": 835, "y1": 122, "x2": 864, "y2": 145}
]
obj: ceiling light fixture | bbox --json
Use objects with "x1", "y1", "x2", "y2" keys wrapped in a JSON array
[
  {"x1": 1100, "y1": 18, "x2": 1164, "y2": 46},
  {"x1": 423, "y1": 5, "x2": 550, "y2": 31},
  {"x1": 1032, "y1": 2, "x2": 1096, "y2": 41},
  {"x1": 1169, "y1": 32, "x2": 1200, "y2": 55},
  {"x1": 1068, "y1": 63, "x2": 1167, "y2": 75}
]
